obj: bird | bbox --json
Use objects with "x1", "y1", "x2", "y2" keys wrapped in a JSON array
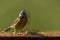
[{"x1": 2, "y1": 9, "x2": 28, "y2": 34}]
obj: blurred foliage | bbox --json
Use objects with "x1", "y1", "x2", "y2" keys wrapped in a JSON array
[{"x1": 0, "y1": 0, "x2": 60, "y2": 31}]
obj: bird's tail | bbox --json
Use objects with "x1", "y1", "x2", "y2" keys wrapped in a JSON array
[{"x1": 2, "y1": 27, "x2": 11, "y2": 32}]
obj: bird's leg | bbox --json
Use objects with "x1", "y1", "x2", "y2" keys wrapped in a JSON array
[
  {"x1": 13, "y1": 29, "x2": 16, "y2": 34},
  {"x1": 13, "y1": 27, "x2": 17, "y2": 34},
  {"x1": 13, "y1": 28, "x2": 21, "y2": 34}
]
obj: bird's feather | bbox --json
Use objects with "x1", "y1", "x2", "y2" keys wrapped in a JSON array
[{"x1": 11, "y1": 17, "x2": 20, "y2": 25}]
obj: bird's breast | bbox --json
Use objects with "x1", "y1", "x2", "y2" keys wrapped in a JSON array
[{"x1": 15, "y1": 17, "x2": 28, "y2": 30}]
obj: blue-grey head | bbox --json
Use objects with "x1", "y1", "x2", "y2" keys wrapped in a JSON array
[{"x1": 19, "y1": 9, "x2": 27, "y2": 18}]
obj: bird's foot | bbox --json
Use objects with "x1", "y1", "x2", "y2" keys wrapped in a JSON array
[
  {"x1": 23, "y1": 31, "x2": 29, "y2": 35},
  {"x1": 13, "y1": 32, "x2": 17, "y2": 35},
  {"x1": 13, "y1": 31, "x2": 29, "y2": 36},
  {"x1": 13, "y1": 32, "x2": 24, "y2": 35}
]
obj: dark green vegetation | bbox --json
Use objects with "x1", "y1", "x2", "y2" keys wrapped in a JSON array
[{"x1": 0, "y1": 0, "x2": 60, "y2": 31}]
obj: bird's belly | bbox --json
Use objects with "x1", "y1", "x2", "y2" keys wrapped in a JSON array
[{"x1": 15, "y1": 18, "x2": 28, "y2": 30}]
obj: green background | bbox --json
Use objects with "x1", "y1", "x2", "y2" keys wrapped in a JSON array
[{"x1": 0, "y1": 0, "x2": 60, "y2": 31}]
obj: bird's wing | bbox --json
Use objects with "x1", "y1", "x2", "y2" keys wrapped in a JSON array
[{"x1": 11, "y1": 17, "x2": 20, "y2": 25}]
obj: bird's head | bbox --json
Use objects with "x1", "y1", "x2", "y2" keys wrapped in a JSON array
[{"x1": 19, "y1": 9, "x2": 27, "y2": 18}]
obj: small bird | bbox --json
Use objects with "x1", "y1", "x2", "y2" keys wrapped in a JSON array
[{"x1": 2, "y1": 9, "x2": 28, "y2": 34}]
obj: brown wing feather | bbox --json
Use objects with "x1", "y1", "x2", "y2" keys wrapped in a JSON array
[{"x1": 11, "y1": 17, "x2": 20, "y2": 25}]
